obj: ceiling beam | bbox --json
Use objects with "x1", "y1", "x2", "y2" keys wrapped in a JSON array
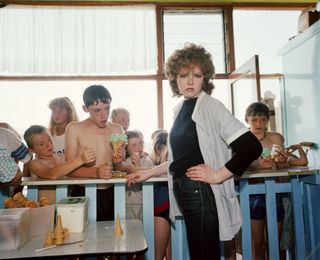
[{"x1": 0, "y1": 0, "x2": 315, "y2": 7}]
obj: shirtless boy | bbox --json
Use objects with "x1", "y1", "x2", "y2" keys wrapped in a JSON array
[
  {"x1": 65, "y1": 84, "x2": 123, "y2": 221},
  {"x1": 24, "y1": 125, "x2": 95, "y2": 180},
  {"x1": 24, "y1": 125, "x2": 95, "y2": 202}
]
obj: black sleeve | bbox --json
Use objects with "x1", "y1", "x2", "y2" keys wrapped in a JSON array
[{"x1": 225, "y1": 131, "x2": 262, "y2": 177}]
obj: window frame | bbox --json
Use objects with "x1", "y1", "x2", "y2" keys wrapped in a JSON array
[{"x1": 0, "y1": 2, "x2": 311, "y2": 129}]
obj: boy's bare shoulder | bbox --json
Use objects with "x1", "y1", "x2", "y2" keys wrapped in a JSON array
[
  {"x1": 66, "y1": 121, "x2": 80, "y2": 130},
  {"x1": 67, "y1": 119, "x2": 91, "y2": 131},
  {"x1": 267, "y1": 131, "x2": 284, "y2": 144},
  {"x1": 108, "y1": 122, "x2": 124, "y2": 134}
]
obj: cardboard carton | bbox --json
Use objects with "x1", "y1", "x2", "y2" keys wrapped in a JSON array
[{"x1": 298, "y1": 7, "x2": 320, "y2": 33}]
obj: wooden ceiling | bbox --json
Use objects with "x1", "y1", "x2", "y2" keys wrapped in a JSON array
[{"x1": 0, "y1": 0, "x2": 316, "y2": 6}]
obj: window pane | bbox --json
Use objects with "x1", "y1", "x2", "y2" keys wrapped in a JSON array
[
  {"x1": 163, "y1": 10, "x2": 226, "y2": 73},
  {"x1": 0, "y1": 6, "x2": 157, "y2": 75},
  {"x1": 260, "y1": 78, "x2": 283, "y2": 133},
  {"x1": 0, "y1": 80, "x2": 157, "y2": 147},
  {"x1": 233, "y1": 10, "x2": 300, "y2": 73}
]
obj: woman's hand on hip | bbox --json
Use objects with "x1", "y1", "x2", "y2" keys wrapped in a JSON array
[{"x1": 186, "y1": 164, "x2": 221, "y2": 184}]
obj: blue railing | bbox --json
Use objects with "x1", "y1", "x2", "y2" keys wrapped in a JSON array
[
  {"x1": 239, "y1": 168, "x2": 320, "y2": 260},
  {"x1": 1, "y1": 168, "x2": 319, "y2": 260}
]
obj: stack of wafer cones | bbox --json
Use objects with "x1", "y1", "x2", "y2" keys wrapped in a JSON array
[
  {"x1": 13, "y1": 192, "x2": 37, "y2": 208},
  {"x1": 3, "y1": 192, "x2": 50, "y2": 208},
  {"x1": 54, "y1": 215, "x2": 65, "y2": 245},
  {"x1": 43, "y1": 214, "x2": 70, "y2": 246}
]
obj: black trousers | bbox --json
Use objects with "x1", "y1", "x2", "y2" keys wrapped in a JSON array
[{"x1": 173, "y1": 175, "x2": 220, "y2": 260}]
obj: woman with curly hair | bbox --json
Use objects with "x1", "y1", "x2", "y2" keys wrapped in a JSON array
[{"x1": 127, "y1": 43, "x2": 262, "y2": 259}]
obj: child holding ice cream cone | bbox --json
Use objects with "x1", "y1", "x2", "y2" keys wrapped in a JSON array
[
  {"x1": 245, "y1": 102, "x2": 307, "y2": 260},
  {"x1": 122, "y1": 130, "x2": 153, "y2": 220}
]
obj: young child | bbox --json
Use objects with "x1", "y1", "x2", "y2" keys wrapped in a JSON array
[
  {"x1": 149, "y1": 130, "x2": 172, "y2": 260},
  {"x1": 111, "y1": 107, "x2": 130, "y2": 131},
  {"x1": 65, "y1": 84, "x2": 123, "y2": 221},
  {"x1": 245, "y1": 102, "x2": 307, "y2": 260},
  {"x1": 24, "y1": 125, "x2": 95, "y2": 202},
  {"x1": 48, "y1": 97, "x2": 79, "y2": 155},
  {"x1": 124, "y1": 130, "x2": 153, "y2": 220}
]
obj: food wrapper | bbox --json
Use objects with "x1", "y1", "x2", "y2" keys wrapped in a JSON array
[
  {"x1": 270, "y1": 144, "x2": 281, "y2": 159},
  {"x1": 112, "y1": 171, "x2": 127, "y2": 178},
  {"x1": 110, "y1": 134, "x2": 128, "y2": 162}
]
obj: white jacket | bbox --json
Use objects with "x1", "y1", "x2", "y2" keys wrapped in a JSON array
[{"x1": 167, "y1": 91, "x2": 249, "y2": 241}]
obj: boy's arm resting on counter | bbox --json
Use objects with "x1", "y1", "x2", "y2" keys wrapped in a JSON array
[
  {"x1": 68, "y1": 164, "x2": 112, "y2": 179},
  {"x1": 29, "y1": 156, "x2": 88, "y2": 180},
  {"x1": 279, "y1": 144, "x2": 308, "y2": 167}
]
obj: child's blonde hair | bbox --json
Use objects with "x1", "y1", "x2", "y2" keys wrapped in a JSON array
[{"x1": 48, "y1": 97, "x2": 79, "y2": 135}]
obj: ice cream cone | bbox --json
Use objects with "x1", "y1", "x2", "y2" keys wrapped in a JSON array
[
  {"x1": 54, "y1": 215, "x2": 65, "y2": 244},
  {"x1": 12, "y1": 192, "x2": 28, "y2": 207},
  {"x1": 43, "y1": 230, "x2": 54, "y2": 247},
  {"x1": 110, "y1": 134, "x2": 128, "y2": 163},
  {"x1": 4, "y1": 197, "x2": 19, "y2": 208},
  {"x1": 39, "y1": 197, "x2": 51, "y2": 207},
  {"x1": 114, "y1": 213, "x2": 123, "y2": 236}
]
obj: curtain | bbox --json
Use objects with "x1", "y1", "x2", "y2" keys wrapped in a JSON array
[{"x1": 0, "y1": 5, "x2": 157, "y2": 75}]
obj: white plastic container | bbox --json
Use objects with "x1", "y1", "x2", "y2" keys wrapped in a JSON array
[
  {"x1": 29, "y1": 205, "x2": 55, "y2": 238},
  {"x1": 0, "y1": 208, "x2": 30, "y2": 251},
  {"x1": 56, "y1": 197, "x2": 88, "y2": 233}
]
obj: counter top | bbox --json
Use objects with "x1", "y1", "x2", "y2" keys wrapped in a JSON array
[
  {"x1": 242, "y1": 166, "x2": 319, "y2": 178},
  {"x1": 0, "y1": 219, "x2": 147, "y2": 259},
  {"x1": 19, "y1": 167, "x2": 318, "y2": 184},
  {"x1": 20, "y1": 175, "x2": 167, "y2": 186}
]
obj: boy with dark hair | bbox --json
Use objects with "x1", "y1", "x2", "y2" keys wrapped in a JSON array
[
  {"x1": 246, "y1": 101, "x2": 307, "y2": 260},
  {"x1": 65, "y1": 84, "x2": 123, "y2": 221}
]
